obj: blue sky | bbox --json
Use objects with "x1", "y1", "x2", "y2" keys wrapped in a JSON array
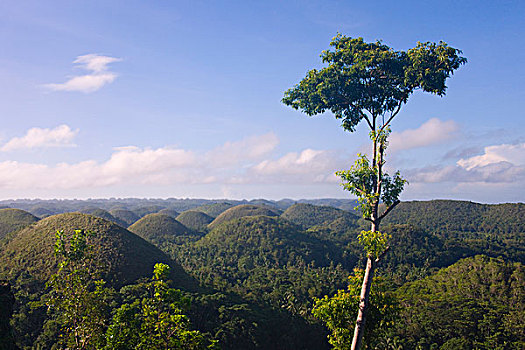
[{"x1": 0, "y1": 0, "x2": 523, "y2": 202}]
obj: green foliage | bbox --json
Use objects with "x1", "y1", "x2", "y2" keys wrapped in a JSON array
[
  {"x1": 282, "y1": 35, "x2": 466, "y2": 132},
  {"x1": 44, "y1": 229, "x2": 110, "y2": 349},
  {"x1": 158, "y1": 208, "x2": 181, "y2": 218},
  {"x1": 312, "y1": 270, "x2": 398, "y2": 349},
  {"x1": 0, "y1": 212, "x2": 201, "y2": 348},
  {"x1": 358, "y1": 230, "x2": 390, "y2": 260},
  {"x1": 383, "y1": 201, "x2": 525, "y2": 264},
  {"x1": 180, "y1": 216, "x2": 351, "y2": 308},
  {"x1": 0, "y1": 213, "x2": 191, "y2": 289},
  {"x1": 133, "y1": 205, "x2": 166, "y2": 218},
  {"x1": 395, "y1": 255, "x2": 525, "y2": 349},
  {"x1": 106, "y1": 263, "x2": 217, "y2": 350},
  {"x1": 0, "y1": 280, "x2": 18, "y2": 350},
  {"x1": 335, "y1": 129, "x2": 407, "y2": 219},
  {"x1": 1, "y1": 200, "x2": 523, "y2": 349}
]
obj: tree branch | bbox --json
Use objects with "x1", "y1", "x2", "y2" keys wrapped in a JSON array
[
  {"x1": 362, "y1": 112, "x2": 373, "y2": 130},
  {"x1": 379, "y1": 103, "x2": 403, "y2": 133},
  {"x1": 377, "y1": 199, "x2": 400, "y2": 221}
]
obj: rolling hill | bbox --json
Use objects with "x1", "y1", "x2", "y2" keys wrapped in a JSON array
[
  {"x1": 108, "y1": 208, "x2": 140, "y2": 227},
  {"x1": 0, "y1": 208, "x2": 39, "y2": 241},
  {"x1": 281, "y1": 203, "x2": 358, "y2": 229},
  {"x1": 207, "y1": 204, "x2": 281, "y2": 229},
  {"x1": 128, "y1": 213, "x2": 201, "y2": 247},
  {"x1": 394, "y1": 255, "x2": 525, "y2": 348},
  {"x1": 176, "y1": 210, "x2": 214, "y2": 232},
  {"x1": 0, "y1": 212, "x2": 197, "y2": 290}
]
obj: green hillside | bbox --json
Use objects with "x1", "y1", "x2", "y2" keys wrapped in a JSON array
[
  {"x1": 128, "y1": 213, "x2": 201, "y2": 248},
  {"x1": 281, "y1": 203, "x2": 358, "y2": 229},
  {"x1": 176, "y1": 210, "x2": 213, "y2": 232},
  {"x1": 207, "y1": 204, "x2": 281, "y2": 229},
  {"x1": 108, "y1": 208, "x2": 140, "y2": 227},
  {"x1": 0, "y1": 212, "x2": 200, "y2": 348},
  {"x1": 382, "y1": 200, "x2": 525, "y2": 264},
  {"x1": 394, "y1": 255, "x2": 525, "y2": 349},
  {"x1": 384, "y1": 200, "x2": 524, "y2": 237},
  {"x1": 180, "y1": 216, "x2": 351, "y2": 312},
  {"x1": 0, "y1": 212, "x2": 196, "y2": 290},
  {"x1": 0, "y1": 208, "x2": 39, "y2": 241}
]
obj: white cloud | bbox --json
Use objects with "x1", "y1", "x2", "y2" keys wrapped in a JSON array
[
  {"x1": 206, "y1": 132, "x2": 279, "y2": 166},
  {"x1": 73, "y1": 54, "x2": 121, "y2": 73},
  {"x1": 1, "y1": 125, "x2": 79, "y2": 151},
  {"x1": 0, "y1": 146, "x2": 200, "y2": 190},
  {"x1": 389, "y1": 118, "x2": 459, "y2": 153},
  {"x1": 457, "y1": 143, "x2": 525, "y2": 170},
  {"x1": 405, "y1": 142, "x2": 525, "y2": 184},
  {"x1": 0, "y1": 133, "x2": 345, "y2": 192},
  {"x1": 45, "y1": 54, "x2": 122, "y2": 93},
  {"x1": 246, "y1": 149, "x2": 344, "y2": 184},
  {"x1": 406, "y1": 162, "x2": 525, "y2": 184}
]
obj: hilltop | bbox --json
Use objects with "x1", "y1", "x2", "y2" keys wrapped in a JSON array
[
  {"x1": 207, "y1": 204, "x2": 281, "y2": 229},
  {"x1": 176, "y1": 210, "x2": 214, "y2": 232},
  {"x1": 108, "y1": 208, "x2": 140, "y2": 227},
  {"x1": 128, "y1": 213, "x2": 201, "y2": 247},
  {"x1": 281, "y1": 203, "x2": 358, "y2": 229}
]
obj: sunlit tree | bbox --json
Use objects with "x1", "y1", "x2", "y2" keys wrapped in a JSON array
[{"x1": 283, "y1": 34, "x2": 466, "y2": 349}]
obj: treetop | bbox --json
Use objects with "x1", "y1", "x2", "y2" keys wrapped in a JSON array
[{"x1": 282, "y1": 35, "x2": 466, "y2": 132}]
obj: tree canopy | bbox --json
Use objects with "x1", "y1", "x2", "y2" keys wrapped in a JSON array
[{"x1": 282, "y1": 35, "x2": 466, "y2": 132}]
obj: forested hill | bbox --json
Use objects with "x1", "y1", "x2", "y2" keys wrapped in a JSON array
[
  {"x1": 395, "y1": 255, "x2": 525, "y2": 349},
  {"x1": 383, "y1": 200, "x2": 524, "y2": 237}
]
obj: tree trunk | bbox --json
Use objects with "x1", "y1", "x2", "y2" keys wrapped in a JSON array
[{"x1": 350, "y1": 255, "x2": 376, "y2": 350}]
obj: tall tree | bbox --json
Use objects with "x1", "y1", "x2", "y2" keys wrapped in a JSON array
[{"x1": 282, "y1": 35, "x2": 466, "y2": 349}]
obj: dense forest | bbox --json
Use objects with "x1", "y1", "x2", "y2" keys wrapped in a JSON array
[{"x1": 0, "y1": 198, "x2": 523, "y2": 349}]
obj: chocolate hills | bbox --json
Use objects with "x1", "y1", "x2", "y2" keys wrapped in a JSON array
[
  {"x1": 281, "y1": 203, "x2": 358, "y2": 229},
  {"x1": 176, "y1": 210, "x2": 213, "y2": 232},
  {"x1": 207, "y1": 204, "x2": 281, "y2": 229},
  {"x1": 108, "y1": 208, "x2": 140, "y2": 227},
  {"x1": 128, "y1": 213, "x2": 201, "y2": 247},
  {"x1": 0, "y1": 212, "x2": 198, "y2": 291},
  {"x1": 198, "y1": 215, "x2": 345, "y2": 268}
]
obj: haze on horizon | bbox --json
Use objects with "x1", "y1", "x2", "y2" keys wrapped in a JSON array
[{"x1": 0, "y1": 1, "x2": 524, "y2": 203}]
